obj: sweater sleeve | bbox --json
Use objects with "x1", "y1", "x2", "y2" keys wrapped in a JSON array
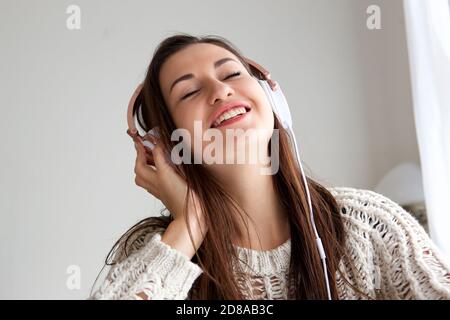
[
  {"x1": 370, "y1": 193, "x2": 450, "y2": 299},
  {"x1": 89, "y1": 231, "x2": 203, "y2": 300}
]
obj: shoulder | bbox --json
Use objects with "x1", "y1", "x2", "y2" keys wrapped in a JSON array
[
  {"x1": 326, "y1": 186, "x2": 450, "y2": 299},
  {"x1": 325, "y1": 186, "x2": 425, "y2": 236},
  {"x1": 111, "y1": 216, "x2": 170, "y2": 265},
  {"x1": 325, "y1": 185, "x2": 439, "y2": 270},
  {"x1": 324, "y1": 185, "x2": 432, "y2": 263},
  {"x1": 90, "y1": 216, "x2": 172, "y2": 299},
  {"x1": 327, "y1": 185, "x2": 402, "y2": 212}
]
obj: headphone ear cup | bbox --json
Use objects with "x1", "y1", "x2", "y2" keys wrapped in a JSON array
[
  {"x1": 148, "y1": 127, "x2": 160, "y2": 138},
  {"x1": 140, "y1": 127, "x2": 160, "y2": 150},
  {"x1": 141, "y1": 138, "x2": 155, "y2": 150}
]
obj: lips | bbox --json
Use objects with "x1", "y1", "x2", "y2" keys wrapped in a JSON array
[{"x1": 210, "y1": 101, "x2": 251, "y2": 128}]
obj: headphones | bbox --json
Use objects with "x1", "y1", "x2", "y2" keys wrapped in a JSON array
[{"x1": 126, "y1": 58, "x2": 332, "y2": 300}]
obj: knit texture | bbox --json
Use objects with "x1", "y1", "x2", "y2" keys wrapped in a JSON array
[{"x1": 89, "y1": 187, "x2": 450, "y2": 300}]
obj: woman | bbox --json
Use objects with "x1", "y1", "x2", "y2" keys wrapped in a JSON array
[{"x1": 89, "y1": 34, "x2": 450, "y2": 300}]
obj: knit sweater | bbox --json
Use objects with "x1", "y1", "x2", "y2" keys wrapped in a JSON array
[{"x1": 89, "y1": 187, "x2": 450, "y2": 300}]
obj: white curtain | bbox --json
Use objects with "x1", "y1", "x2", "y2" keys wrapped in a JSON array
[{"x1": 403, "y1": 0, "x2": 450, "y2": 258}]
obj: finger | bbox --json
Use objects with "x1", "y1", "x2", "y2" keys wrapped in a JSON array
[
  {"x1": 143, "y1": 147, "x2": 155, "y2": 165},
  {"x1": 151, "y1": 144, "x2": 172, "y2": 173},
  {"x1": 136, "y1": 141, "x2": 155, "y2": 165},
  {"x1": 135, "y1": 142, "x2": 147, "y2": 167},
  {"x1": 135, "y1": 142, "x2": 157, "y2": 180},
  {"x1": 138, "y1": 134, "x2": 170, "y2": 173}
]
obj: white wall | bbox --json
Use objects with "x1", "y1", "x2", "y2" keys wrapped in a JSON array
[{"x1": 0, "y1": 0, "x2": 418, "y2": 299}]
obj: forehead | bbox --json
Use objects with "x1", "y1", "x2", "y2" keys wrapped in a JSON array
[{"x1": 159, "y1": 43, "x2": 239, "y2": 90}]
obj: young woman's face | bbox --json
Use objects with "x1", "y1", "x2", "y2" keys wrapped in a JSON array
[{"x1": 159, "y1": 43, "x2": 274, "y2": 163}]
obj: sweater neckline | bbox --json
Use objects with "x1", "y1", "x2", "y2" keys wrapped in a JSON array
[{"x1": 232, "y1": 238, "x2": 291, "y2": 276}]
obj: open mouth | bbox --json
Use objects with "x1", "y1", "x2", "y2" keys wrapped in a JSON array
[{"x1": 211, "y1": 106, "x2": 251, "y2": 128}]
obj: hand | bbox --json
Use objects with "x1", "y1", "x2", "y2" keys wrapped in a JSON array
[{"x1": 133, "y1": 134, "x2": 206, "y2": 234}]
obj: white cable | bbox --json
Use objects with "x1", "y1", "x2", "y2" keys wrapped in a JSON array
[
  {"x1": 287, "y1": 128, "x2": 332, "y2": 300},
  {"x1": 257, "y1": 78, "x2": 332, "y2": 299}
]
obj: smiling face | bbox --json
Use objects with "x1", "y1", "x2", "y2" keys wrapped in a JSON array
[{"x1": 159, "y1": 43, "x2": 274, "y2": 164}]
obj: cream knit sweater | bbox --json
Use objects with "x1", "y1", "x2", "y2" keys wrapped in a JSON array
[{"x1": 89, "y1": 187, "x2": 450, "y2": 300}]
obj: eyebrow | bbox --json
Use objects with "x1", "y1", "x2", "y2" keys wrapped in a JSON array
[{"x1": 169, "y1": 57, "x2": 238, "y2": 94}]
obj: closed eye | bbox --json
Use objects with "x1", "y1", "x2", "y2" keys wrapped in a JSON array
[
  {"x1": 180, "y1": 72, "x2": 241, "y2": 100},
  {"x1": 225, "y1": 71, "x2": 241, "y2": 80}
]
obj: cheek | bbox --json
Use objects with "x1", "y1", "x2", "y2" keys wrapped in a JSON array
[
  {"x1": 172, "y1": 108, "x2": 206, "y2": 130},
  {"x1": 244, "y1": 79, "x2": 270, "y2": 111},
  {"x1": 249, "y1": 83, "x2": 275, "y2": 146},
  {"x1": 249, "y1": 82, "x2": 274, "y2": 128}
]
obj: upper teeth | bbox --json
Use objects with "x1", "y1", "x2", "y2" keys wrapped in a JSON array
[{"x1": 213, "y1": 106, "x2": 247, "y2": 127}]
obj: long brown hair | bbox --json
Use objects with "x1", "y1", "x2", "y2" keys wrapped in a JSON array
[{"x1": 94, "y1": 33, "x2": 359, "y2": 299}]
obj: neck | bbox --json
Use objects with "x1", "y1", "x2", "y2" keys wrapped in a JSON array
[{"x1": 209, "y1": 162, "x2": 290, "y2": 250}]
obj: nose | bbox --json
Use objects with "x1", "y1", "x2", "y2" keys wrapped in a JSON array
[{"x1": 208, "y1": 79, "x2": 235, "y2": 105}]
